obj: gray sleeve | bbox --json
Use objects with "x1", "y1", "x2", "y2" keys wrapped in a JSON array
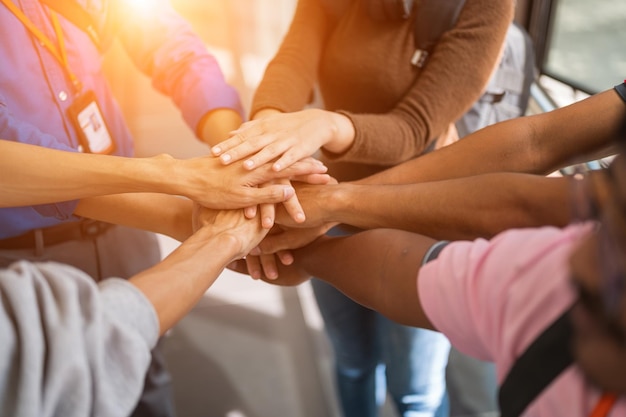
[{"x1": 0, "y1": 260, "x2": 159, "y2": 417}]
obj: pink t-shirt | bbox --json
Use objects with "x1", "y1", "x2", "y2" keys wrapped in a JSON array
[{"x1": 419, "y1": 224, "x2": 626, "y2": 416}]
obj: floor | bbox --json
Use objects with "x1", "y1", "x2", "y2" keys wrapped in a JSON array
[{"x1": 103, "y1": 1, "x2": 396, "y2": 416}]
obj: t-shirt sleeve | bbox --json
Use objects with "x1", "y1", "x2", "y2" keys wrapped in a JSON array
[
  {"x1": 0, "y1": 261, "x2": 159, "y2": 417},
  {"x1": 418, "y1": 237, "x2": 494, "y2": 360},
  {"x1": 417, "y1": 225, "x2": 589, "y2": 367}
]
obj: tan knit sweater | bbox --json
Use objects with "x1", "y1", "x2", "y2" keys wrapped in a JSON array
[{"x1": 251, "y1": 0, "x2": 514, "y2": 181}]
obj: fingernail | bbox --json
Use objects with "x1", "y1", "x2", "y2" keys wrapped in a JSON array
[
  {"x1": 244, "y1": 160, "x2": 254, "y2": 169},
  {"x1": 295, "y1": 212, "x2": 305, "y2": 223},
  {"x1": 212, "y1": 146, "x2": 221, "y2": 155},
  {"x1": 221, "y1": 154, "x2": 231, "y2": 163},
  {"x1": 273, "y1": 163, "x2": 281, "y2": 171},
  {"x1": 250, "y1": 247, "x2": 261, "y2": 256},
  {"x1": 263, "y1": 217, "x2": 273, "y2": 228}
]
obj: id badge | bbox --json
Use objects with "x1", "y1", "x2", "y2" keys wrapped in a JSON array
[{"x1": 67, "y1": 90, "x2": 115, "y2": 154}]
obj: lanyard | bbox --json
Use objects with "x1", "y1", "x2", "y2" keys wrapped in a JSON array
[
  {"x1": 1, "y1": 0, "x2": 81, "y2": 92},
  {"x1": 590, "y1": 393, "x2": 617, "y2": 417}
]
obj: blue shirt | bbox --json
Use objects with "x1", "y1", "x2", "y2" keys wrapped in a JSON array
[{"x1": 0, "y1": 0, "x2": 243, "y2": 238}]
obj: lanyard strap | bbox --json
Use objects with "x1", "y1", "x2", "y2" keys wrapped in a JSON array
[
  {"x1": 591, "y1": 393, "x2": 617, "y2": 417},
  {"x1": 1, "y1": 0, "x2": 81, "y2": 91}
]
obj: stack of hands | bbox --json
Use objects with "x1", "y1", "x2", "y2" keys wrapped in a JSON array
[{"x1": 205, "y1": 108, "x2": 353, "y2": 282}]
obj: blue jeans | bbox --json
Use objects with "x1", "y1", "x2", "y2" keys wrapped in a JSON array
[{"x1": 312, "y1": 279, "x2": 450, "y2": 417}]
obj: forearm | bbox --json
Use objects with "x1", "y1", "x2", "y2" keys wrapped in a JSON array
[
  {"x1": 75, "y1": 194, "x2": 193, "y2": 242},
  {"x1": 130, "y1": 229, "x2": 241, "y2": 333},
  {"x1": 324, "y1": 174, "x2": 570, "y2": 240},
  {"x1": 357, "y1": 120, "x2": 538, "y2": 185},
  {"x1": 294, "y1": 229, "x2": 436, "y2": 328},
  {"x1": 0, "y1": 141, "x2": 189, "y2": 207},
  {"x1": 197, "y1": 108, "x2": 243, "y2": 146},
  {"x1": 359, "y1": 88, "x2": 626, "y2": 185}
]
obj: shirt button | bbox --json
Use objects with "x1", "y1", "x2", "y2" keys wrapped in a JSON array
[{"x1": 59, "y1": 91, "x2": 68, "y2": 101}]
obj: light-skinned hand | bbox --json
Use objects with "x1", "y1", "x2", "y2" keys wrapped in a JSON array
[
  {"x1": 191, "y1": 203, "x2": 269, "y2": 261},
  {"x1": 210, "y1": 109, "x2": 354, "y2": 172}
]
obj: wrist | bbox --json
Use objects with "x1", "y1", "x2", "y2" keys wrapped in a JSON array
[
  {"x1": 173, "y1": 227, "x2": 243, "y2": 267},
  {"x1": 140, "y1": 155, "x2": 185, "y2": 196},
  {"x1": 318, "y1": 183, "x2": 352, "y2": 224},
  {"x1": 211, "y1": 231, "x2": 247, "y2": 261},
  {"x1": 198, "y1": 109, "x2": 243, "y2": 146},
  {"x1": 322, "y1": 112, "x2": 355, "y2": 155},
  {"x1": 105, "y1": 155, "x2": 173, "y2": 195},
  {"x1": 328, "y1": 183, "x2": 359, "y2": 225},
  {"x1": 252, "y1": 108, "x2": 281, "y2": 120}
]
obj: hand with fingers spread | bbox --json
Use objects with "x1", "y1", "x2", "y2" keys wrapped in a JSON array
[{"x1": 210, "y1": 108, "x2": 355, "y2": 172}]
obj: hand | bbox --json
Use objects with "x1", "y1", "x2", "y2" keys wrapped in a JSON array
[
  {"x1": 241, "y1": 251, "x2": 293, "y2": 280},
  {"x1": 246, "y1": 173, "x2": 335, "y2": 228},
  {"x1": 166, "y1": 154, "x2": 329, "y2": 210},
  {"x1": 273, "y1": 181, "x2": 339, "y2": 229},
  {"x1": 240, "y1": 222, "x2": 333, "y2": 280},
  {"x1": 192, "y1": 203, "x2": 269, "y2": 260},
  {"x1": 228, "y1": 233, "x2": 333, "y2": 285},
  {"x1": 253, "y1": 223, "x2": 335, "y2": 255},
  {"x1": 241, "y1": 225, "x2": 296, "y2": 280},
  {"x1": 210, "y1": 109, "x2": 354, "y2": 172},
  {"x1": 228, "y1": 257, "x2": 311, "y2": 287}
]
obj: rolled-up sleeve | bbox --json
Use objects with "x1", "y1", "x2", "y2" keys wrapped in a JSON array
[{"x1": 114, "y1": 0, "x2": 243, "y2": 132}]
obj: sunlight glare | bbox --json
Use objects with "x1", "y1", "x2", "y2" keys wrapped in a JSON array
[{"x1": 127, "y1": 0, "x2": 152, "y2": 14}]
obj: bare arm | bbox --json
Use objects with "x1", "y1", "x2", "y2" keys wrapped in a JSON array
[
  {"x1": 75, "y1": 194, "x2": 193, "y2": 242},
  {"x1": 0, "y1": 140, "x2": 329, "y2": 209},
  {"x1": 358, "y1": 88, "x2": 626, "y2": 185},
  {"x1": 131, "y1": 206, "x2": 268, "y2": 333},
  {"x1": 334, "y1": 174, "x2": 570, "y2": 239},
  {"x1": 262, "y1": 173, "x2": 569, "y2": 256},
  {"x1": 256, "y1": 88, "x2": 625, "y2": 253},
  {"x1": 235, "y1": 229, "x2": 437, "y2": 329},
  {"x1": 197, "y1": 108, "x2": 243, "y2": 146}
]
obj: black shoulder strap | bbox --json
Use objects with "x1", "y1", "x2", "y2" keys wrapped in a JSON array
[
  {"x1": 39, "y1": 0, "x2": 101, "y2": 49},
  {"x1": 498, "y1": 305, "x2": 575, "y2": 417},
  {"x1": 411, "y1": 0, "x2": 466, "y2": 67}
]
